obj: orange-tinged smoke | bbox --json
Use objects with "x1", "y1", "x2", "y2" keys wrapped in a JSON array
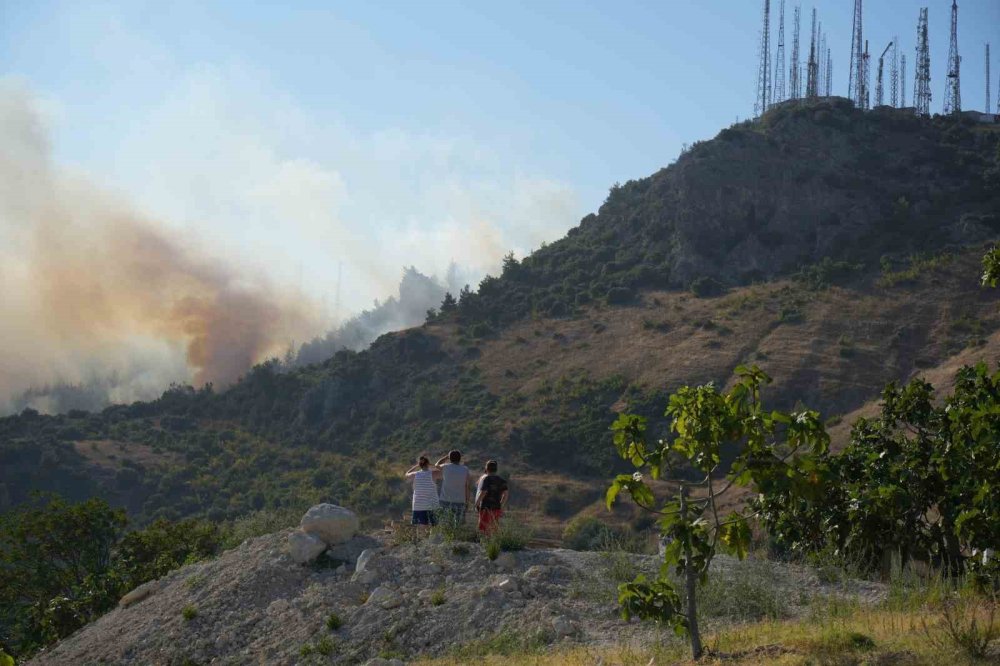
[{"x1": 0, "y1": 80, "x2": 321, "y2": 410}]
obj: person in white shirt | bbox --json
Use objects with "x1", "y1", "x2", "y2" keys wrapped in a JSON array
[
  {"x1": 404, "y1": 455, "x2": 441, "y2": 528},
  {"x1": 435, "y1": 450, "x2": 471, "y2": 527}
]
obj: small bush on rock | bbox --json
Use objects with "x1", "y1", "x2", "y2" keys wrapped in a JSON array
[
  {"x1": 326, "y1": 612, "x2": 342, "y2": 631},
  {"x1": 181, "y1": 605, "x2": 197, "y2": 622}
]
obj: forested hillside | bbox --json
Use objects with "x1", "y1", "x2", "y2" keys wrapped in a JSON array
[{"x1": 3, "y1": 98, "x2": 1000, "y2": 530}]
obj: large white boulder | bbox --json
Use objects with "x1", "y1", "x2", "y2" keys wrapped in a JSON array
[
  {"x1": 300, "y1": 504, "x2": 359, "y2": 545},
  {"x1": 288, "y1": 530, "x2": 326, "y2": 564}
]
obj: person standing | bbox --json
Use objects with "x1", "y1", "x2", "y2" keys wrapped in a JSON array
[
  {"x1": 436, "y1": 450, "x2": 471, "y2": 527},
  {"x1": 474, "y1": 460, "x2": 508, "y2": 534},
  {"x1": 405, "y1": 455, "x2": 441, "y2": 528}
]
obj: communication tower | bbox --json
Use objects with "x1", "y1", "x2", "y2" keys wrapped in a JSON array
[
  {"x1": 849, "y1": 0, "x2": 865, "y2": 108},
  {"x1": 986, "y1": 43, "x2": 991, "y2": 118},
  {"x1": 900, "y1": 53, "x2": 907, "y2": 107},
  {"x1": 914, "y1": 8, "x2": 931, "y2": 116},
  {"x1": 890, "y1": 38, "x2": 899, "y2": 107},
  {"x1": 806, "y1": 8, "x2": 819, "y2": 99},
  {"x1": 790, "y1": 6, "x2": 801, "y2": 100},
  {"x1": 876, "y1": 42, "x2": 892, "y2": 107},
  {"x1": 755, "y1": 0, "x2": 772, "y2": 117},
  {"x1": 944, "y1": 0, "x2": 961, "y2": 114},
  {"x1": 774, "y1": 0, "x2": 787, "y2": 103}
]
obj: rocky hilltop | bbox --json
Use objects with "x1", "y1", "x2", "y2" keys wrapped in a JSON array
[{"x1": 28, "y1": 505, "x2": 885, "y2": 666}]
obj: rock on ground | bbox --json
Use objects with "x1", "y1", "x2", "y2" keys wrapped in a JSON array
[
  {"x1": 288, "y1": 530, "x2": 327, "y2": 564},
  {"x1": 300, "y1": 504, "x2": 359, "y2": 545}
]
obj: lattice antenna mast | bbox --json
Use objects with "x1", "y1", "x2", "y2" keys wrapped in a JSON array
[
  {"x1": 876, "y1": 42, "x2": 892, "y2": 107},
  {"x1": 774, "y1": 0, "x2": 787, "y2": 103},
  {"x1": 790, "y1": 5, "x2": 801, "y2": 99},
  {"x1": 900, "y1": 53, "x2": 907, "y2": 107},
  {"x1": 826, "y1": 48, "x2": 833, "y2": 97},
  {"x1": 890, "y1": 38, "x2": 899, "y2": 106},
  {"x1": 806, "y1": 8, "x2": 819, "y2": 99},
  {"x1": 914, "y1": 8, "x2": 931, "y2": 116},
  {"x1": 755, "y1": 0, "x2": 772, "y2": 117},
  {"x1": 944, "y1": 0, "x2": 961, "y2": 114},
  {"x1": 818, "y1": 28, "x2": 827, "y2": 96},
  {"x1": 863, "y1": 40, "x2": 871, "y2": 110},
  {"x1": 849, "y1": 0, "x2": 864, "y2": 107},
  {"x1": 986, "y1": 43, "x2": 991, "y2": 117}
]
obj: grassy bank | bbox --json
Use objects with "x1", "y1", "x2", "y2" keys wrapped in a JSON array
[{"x1": 415, "y1": 578, "x2": 998, "y2": 666}]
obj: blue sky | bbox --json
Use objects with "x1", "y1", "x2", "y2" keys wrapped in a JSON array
[{"x1": 1, "y1": 0, "x2": 998, "y2": 312}]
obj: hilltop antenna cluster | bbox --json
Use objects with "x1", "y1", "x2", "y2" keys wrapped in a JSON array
[
  {"x1": 790, "y1": 5, "x2": 802, "y2": 100},
  {"x1": 944, "y1": 0, "x2": 961, "y2": 114},
  {"x1": 806, "y1": 8, "x2": 819, "y2": 99},
  {"x1": 914, "y1": 8, "x2": 931, "y2": 116},
  {"x1": 774, "y1": 0, "x2": 787, "y2": 103},
  {"x1": 755, "y1": 0, "x2": 772, "y2": 117},
  {"x1": 849, "y1": 0, "x2": 865, "y2": 108}
]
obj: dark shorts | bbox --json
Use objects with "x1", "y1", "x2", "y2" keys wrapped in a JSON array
[{"x1": 411, "y1": 510, "x2": 438, "y2": 526}]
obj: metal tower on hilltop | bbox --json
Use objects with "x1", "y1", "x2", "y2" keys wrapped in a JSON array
[
  {"x1": 826, "y1": 48, "x2": 833, "y2": 97},
  {"x1": 890, "y1": 38, "x2": 899, "y2": 107},
  {"x1": 774, "y1": 0, "x2": 787, "y2": 104},
  {"x1": 755, "y1": 0, "x2": 772, "y2": 117},
  {"x1": 876, "y1": 41, "x2": 893, "y2": 107},
  {"x1": 914, "y1": 8, "x2": 931, "y2": 116},
  {"x1": 944, "y1": 0, "x2": 961, "y2": 114},
  {"x1": 900, "y1": 53, "x2": 907, "y2": 107},
  {"x1": 818, "y1": 28, "x2": 827, "y2": 96},
  {"x1": 986, "y1": 44, "x2": 992, "y2": 118},
  {"x1": 849, "y1": 0, "x2": 865, "y2": 108},
  {"x1": 806, "y1": 8, "x2": 819, "y2": 99},
  {"x1": 790, "y1": 5, "x2": 801, "y2": 100},
  {"x1": 863, "y1": 40, "x2": 871, "y2": 110}
]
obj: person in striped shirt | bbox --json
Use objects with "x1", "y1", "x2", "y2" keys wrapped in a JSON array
[{"x1": 404, "y1": 455, "x2": 441, "y2": 527}]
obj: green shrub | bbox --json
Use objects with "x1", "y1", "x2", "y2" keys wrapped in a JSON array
[
  {"x1": 430, "y1": 588, "x2": 446, "y2": 606},
  {"x1": 314, "y1": 636, "x2": 335, "y2": 656},
  {"x1": 562, "y1": 515, "x2": 622, "y2": 551},
  {"x1": 206, "y1": 506, "x2": 300, "y2": 551},
  {"x1": 181, "y1": 605, "x2": 198, "y2": 622},
  {"x1": 696, "y1": 559, "x2": 790, "y2": 622},
  {"x1": 690, "y1": 276, "x2": 725, "y2": 298},
  {"x1": 605, "y1": 287, "x2": 635, "y2": 305},
  {"x1": 326, "y1": 612, "x2": 342, "y2": 631},
  {"x1": 482, "y1": 517, "x2": 531, "y2": 555}
]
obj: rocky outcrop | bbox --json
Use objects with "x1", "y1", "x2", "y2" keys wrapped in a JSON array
[{"x1": 27, "y1": 527, "x2": 888, "y2": 666}]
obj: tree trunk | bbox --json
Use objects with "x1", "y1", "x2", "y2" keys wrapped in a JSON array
[{"x1": 680, "y1": 488, "x2": 703, "y2": 660}]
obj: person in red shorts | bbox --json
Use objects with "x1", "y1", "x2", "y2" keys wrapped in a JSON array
[{"x1": 474, "y1": 459, "x2": 508, "y2": 533}]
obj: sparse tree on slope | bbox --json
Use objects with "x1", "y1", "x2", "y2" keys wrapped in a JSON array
[{"x1": 607, "y1": 366, "x2": 829, "y2": 660}]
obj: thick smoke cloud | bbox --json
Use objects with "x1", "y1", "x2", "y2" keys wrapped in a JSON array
[{"x1": 0, "y1": 81, "x2": 321, "y2": 413}]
